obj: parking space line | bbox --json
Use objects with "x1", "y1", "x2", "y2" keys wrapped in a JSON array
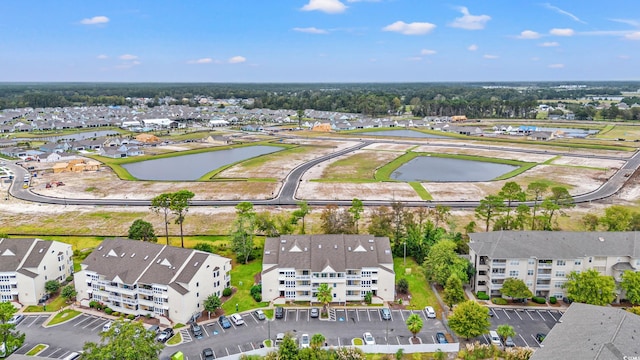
[
  {"x1": 481, "y1": 334, "x2": 490, "y2": 345},
  {"x1": 501, "y1": 309, "x2": 510, "y2": 320},
  {"x1": 238, "y1": 345, "x2": 242, "y2": 352},
  {"x1": 356, "y1": 310, "x2": 360, "y2": 322},
  {"x1": 530, "y1": 334, "x2": 542, "y2": 347},
  {"x1": 398, "y1": 310, "x2": 404, "y2": 322},
  {"x1": 203, "y1": 325, "x2": 209, "y2": 337},
  {"x1": 212, "y1": 349, "x2": 216, "y2": 359},
  {"x1": 225, "y1": 347, "x2": 230, "y2": 357},
  {"x1": 367, "y1": 309, "x2": 371, "y2": 321},
  {"x1": 26, "y1": 316, "x2": 40, "y2": 327},
  {"x1": 72, "y1": 315, "x2": 92, "y2": 326},
  {"x1": 91, "y1": 320, "x2": 109, "y2": 332},
  {"x1": 395, "y1": 336, "x2": 401, "y2": 345},
  {"x1": 537, "y1": 310, "x2": 546, "y2": 321},
  {"x1": 519, "y1": 334, "x2": 530, "y2": 347},
  {"x1": 492, "y1": 309, "x2": 499, "y2": 320},
  {"x1": 82, "y1": 317, "x2": 101, "y2": 329},
  {"x1": 296, "y1": 309, "x2": 299, "y2": 322},
  {"x1": 514, "y1": 310, "x2": 523, "y2": 320},
  {"x1": 48, "y1": 348, "x2": 62, "y2": 358},
  {"x1": 430, "y1": 335, "x2": 436, "y2": 344},
  {"x1": 526, "y1": 310, "x2": 535, "y2": 321}
]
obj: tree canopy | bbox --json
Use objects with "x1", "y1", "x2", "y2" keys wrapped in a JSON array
[
  {"x1": 0, "y1": 301, "x2": 25, "y2": 358},
  {"x1": 448, "y1": 300, "x2": 491, "y2": 340},
  {"x1": 499, "y1": 278, "x2": 533, "y2": 300},
  {"x1": 564, "y1": 269, "x2": 616, "y2": 306},
  {"x1": 406, "y1": 313, "x2": 423, "y2": 340},
  {"x1": 620, "y1": 270, "x2": 640, "y2": 305},
  {"x1": 82, "y1": 320, "x2": 164, "y2": 360},
  {"x1": 128, "y1": 219, "x2": 157, "y2": 242},
  {"x1": 423, "y1": 240, "x2": 469, "y2": 286}
]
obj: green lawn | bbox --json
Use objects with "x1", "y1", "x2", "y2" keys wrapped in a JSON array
[
  {"x1": 167, "y1": 332, "x2": 182, "y2": 345},
  {"x1": 24, "y1": 295, "x2": 68, "y2": 312},
  {"x1": 26, "y1": 344, "x2": 47, "y2": 356},
  {"x1": 47, "y1": 309, "x2": 81, "y2": 325},
  {"x1": 221, "y1": 259, "x2": 269, "y2": 314},
  {"x1": 393, "y1": 257, "x2": 441, "y2": 314}
]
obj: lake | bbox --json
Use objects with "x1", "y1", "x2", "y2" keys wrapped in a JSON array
[
  {"x1": 123, "y1": 145, "x2": 283, "y2": 180},
  {"x1": 391, "y1": 156, "x2": 518, "y2": 182}
]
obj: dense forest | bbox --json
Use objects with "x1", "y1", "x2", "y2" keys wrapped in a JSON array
[{"x1": 0, "y1": 82, "x2": 639, "y2": 119}]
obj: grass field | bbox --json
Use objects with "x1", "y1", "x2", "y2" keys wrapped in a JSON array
[
  {"x1": 47, "y1": 309, "x2": 81, "y2": 325},
  {"x1": 393, "y1": 257, "x2": 440, "y2": 314}
]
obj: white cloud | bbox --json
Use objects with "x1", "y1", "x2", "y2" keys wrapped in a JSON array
[
  {"x1": 80, "y1": 16, "x2": 109, "y2": 25},
  {"x1": 542, "y1": 3, "x2": 586, "y2": 24},
  {"x1": 625, "y1": 31, "x2": 640, "y2": 40},
  {"x1": 228, "y1": 56, "x2": 246, "y2": 64},
  {"x1": 293, "y1": 27, "x2": 329, "y2": 34},
  {"x1": 420, "y1": 49, "x2": 437, "y2": 55},
  {"x1": 518, "y1": 30, "x2": 541, "y2": 39},
  {"x1": 119, "y1": 54, "x2": 138, "y2": 60},
  {"x1": 609, "y1": 18, "x2": 640, "y2": 27},
  {"x1": 467, "y1": 44, "x2": 478, "y2": 51},
  {"x1": 382, "y1": 21, "x2": 436, "y2": 35},
  {"x1": 115, "y1": 60, "x2": 141, "y2": 69},
  {"x1": 96, "y1": 54, "x2": 108, "y2": 59},
  {"x1": 188, "y1": 58, "x2": 213, "y2": 64},
  {"x1": 346, "y1": 0, "x2": 380, "y2": 2},
  {"x1": 550, "y1": 28, "x2": 574, "y2": 36},
  {"x1": 540, "y1": 41, "x2": 559, "y2": 47},
  {"x1": 483, "y1": 54, "x2": 499, "y2": 59},
  {"x1": 449, "y1": 6, "x2": 491, "y2": 30},
  {"x1": 548, "y1": 63, "x2": 565, "y2": 68},
  {"x1": 301, "y1": 0, "x2": 347, "y2": 14}
]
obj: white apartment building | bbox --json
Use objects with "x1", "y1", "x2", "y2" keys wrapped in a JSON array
[
  {"x1": 469, "y1": 231, "x2": 640, "y2": 300},
  {"x1": 0, "y1": 238, "x2": 73, "y2": 305},
  {"x1": 261, "y1": 235, "x2": 395, "y2": 304},
  {"x1": 75, "y1": 238, "x2": 231, "y2": 324}
]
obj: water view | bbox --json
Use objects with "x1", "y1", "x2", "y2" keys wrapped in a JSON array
[
  {"x1": 391, "y1": 156, "x2": 518, "y2": 182},
  {"x1": 26, "y1": 130, "x2": 120, "y2": 142},
  {"x1": 123, "y1": 145, "x2": 283, "y2": 180}
]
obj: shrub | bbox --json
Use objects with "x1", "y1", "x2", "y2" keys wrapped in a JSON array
[
  {"x1": 532, "y1": 296, "x2": 546, "y2": 304},
  {"x1": 364, "y1": 292, "x2": 372, "y2": 304},
  {"x1": 477, "y1": 291, "x2": 490, "y2": 300},
  {"x1": 397, "y1": 278, "x2": 409, "y2": 294},
  {"x1": 492, "y1": 297, "x2": 508, "y2": 305},
  {"x1": 66, "y1": 275, "x2": 74, "y2": 283},
  {"x1": 112, "y1": 312, "x2": 120, "y2": 317},
  {"x1": 89, "y1": 300, "x2": 98, "y2": 309},
  {"x1": 127, "y1": 314, "x2": 135, "y2": 320},
  {"x1": 549, "y1": 296, "x2": 557, "y2": 304},
  {"x1": 223, "y1": 287, "x2": 232, "y2": 297},
  {"x1": 104, "y1": 308, "x2": 113, "y2": 315},
  {"x1": 145, "y1": 314, "x2": 151, "y2": 319},
  {"x1": 250, "y1": 284, "x2": 262, "y2": 302}
]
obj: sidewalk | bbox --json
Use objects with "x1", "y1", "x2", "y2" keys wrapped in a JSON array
[{"x1": 463, "y1": 286, "x2": 568, "y2": 311}]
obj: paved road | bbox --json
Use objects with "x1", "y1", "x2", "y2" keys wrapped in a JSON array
[{"x1": 6, "y1": 139, "x2": 640, "y2": 209}]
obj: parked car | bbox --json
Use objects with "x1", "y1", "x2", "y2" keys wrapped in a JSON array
[
  {"x1": 218, "y1": 315, "x2": 232, "y2": 329},
  {"x1": 202, "y1": 348, "x2": 214, "y2": 360},
  {"x1": 486, "y1": 307, "x2": 494, "y2": 317},
  {"x1": 38, "y1": 293, "x2": 50, "y2": 304},
  {"x1": 230, "y1": 313, "x2": 245, "y2": 326},
  {"x1": 535, "y1": 333, "x2": 546, "y2": 343},
  {"x1": 8, "y1": 314, "x2": 25, "y2": 325},
  {"x1": 101, "y1": 321, "x2": 112, "y2": 333},
  {"x1": 504, "y1": 336, "x2": 515, "y2": 347},
  {"x1": 253, "y1": 309, "x2": 266, "y2": 320},
  {"x1": 190, "y1": 322, "x2": 204, "y2": 339},
  {"x1": 275, "y1": 333, "x2": 285, "y2": 346},
  {"x1": 155, "y1": 328, "x2": 174, "y2": 343},
  {"x1": 300, "y1": 333, "x2": 310, "y2": 348},
  {"x1": 424, "y1": 306, "x2": 436, "y2": 319},
  {"x1": 363, "y1": 332, "x2": 375, "y2": 345},
  {"x1": 147, "y1": 325, "x2": 160, "y2": 334},
  {"x1": 275, "y1": 306, "x2": 284, "y2": 319},
  {"x1": 380, "y1": 307, "x2": 391, "y2": 320},
  {"x1": 436, "y1": 332, "x2": 448, "y2": 344},
  {"x1": 310, "y1": 307, "x2": 320, "y2": 318}
]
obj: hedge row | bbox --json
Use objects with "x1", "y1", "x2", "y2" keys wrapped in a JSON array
[
  {"x1": 532, "y1": 296, "x2": 546, "y2": 304},
  {"x1": 477, "y1": 291, "x2": 490, "y2": 300}
]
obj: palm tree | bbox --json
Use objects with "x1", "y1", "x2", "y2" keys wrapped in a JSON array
[
  {"x1": 310, "y1": 333, "x2": 325, "y2": 349},
  {"x1": 316, "y1": 283, "x2": 332, "y2": 315},
  {"x1": 406, "y1": 313, "x2": 423, "y2": 341},
  {"x1": 497, "y1": 324, "x2": 516, "y2": 343}
]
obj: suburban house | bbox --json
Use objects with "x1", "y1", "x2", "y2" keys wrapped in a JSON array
[
  {"x1": 0, "y1": 238, "x2": 73, "y2": 305},
  {"x1": 74, "y1": 238, "x2": 231, "y2": 324},
  {"x1": 261, "y1": 234, "x2": 395, "y2": 304},
  {"x1": 530, "y1": 302, "x2": 640, "y2": 360},
  {"x1": 468, "y1": 231, "x2": 640, "y2": 301}
]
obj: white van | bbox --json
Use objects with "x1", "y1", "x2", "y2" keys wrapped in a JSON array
[
  {"x1": 62, "y1": 352, "x2": 81, "y2": 360},
  {"x1": 489, "y1": 331, "x2": 502, "y2": 346}
]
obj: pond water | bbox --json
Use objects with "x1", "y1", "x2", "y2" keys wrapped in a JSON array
[
  {"x1": 537, "y1": 127, "x2": 598, "y2": 138},
  {"x1": 27, "y1": 130, "x2": 120, "y2": 142},
  {"x1": 391, "y1": 156, "x2": 518, "y2": 182},
  {"x1": 360, "y1": 129, "x2": 451, "y2": 139},
  {"x1": 123, "y1": 145, "x2": 282, "y2": 180}
]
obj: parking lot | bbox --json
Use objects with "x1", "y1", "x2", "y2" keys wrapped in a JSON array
[
  {"x1": 164, "y1": 307, "x2": 450, "y2": 359},
  {"x1": 477, "y1": 307, "x2": 563, "y2": 348}
]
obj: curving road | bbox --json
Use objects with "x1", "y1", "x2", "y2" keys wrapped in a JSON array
[{"x1": 6, "y1": 138, "x2": 640, "y2": 209}]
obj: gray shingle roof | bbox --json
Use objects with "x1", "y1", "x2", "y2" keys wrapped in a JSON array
[
  {"x1": 0, "y1": 238, "x2": 35, "y2": 272},
  {"x1": 469, "y1": 231, "x2": 640, "y2": 259},
  {"x1": 530, "y1": 303, "x2": 640, "y2": 360},
  {"x1": 263, "y1": 235, "x2": 393, "y2": 272}
]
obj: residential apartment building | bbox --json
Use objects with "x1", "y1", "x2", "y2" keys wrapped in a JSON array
[
  {"x1": 75, "y1": 238, "x2": 231, "y2": 324},
  {"x1": 0, "y1": 238, "x2": 73, "y2": 305},
  {"x1": 261, "y1": 235, "x2": 395, "y2": 304},
  {"x1": 469, "y1": 231, "x2": 640, "y2": 300}
]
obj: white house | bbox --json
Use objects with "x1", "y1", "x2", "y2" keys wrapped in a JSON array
[
  {"x1": 261, "y1": 235, "x2": 395, "y2": 304},
  {"x1": 74, "y1": 238, "x2": 231, "y2": 324},
  {"x1": 0, "y1": 238, "x2": 73, "y2": 305}
]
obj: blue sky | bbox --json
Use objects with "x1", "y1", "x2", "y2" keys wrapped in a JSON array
[{"x1": 1, "y1": 0, "x2": 639, "y2": 82}]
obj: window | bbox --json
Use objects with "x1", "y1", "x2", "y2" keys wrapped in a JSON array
[
  {"x1": 196, "y1": 292, "x2": 199, "y2": 298},
  {"x1": 575, "y1": 260, "x2": 582, "y2": 266},
  {"x1": 528, "y1": 259, "x2": 535, "y2": 265},
  {"x1": 510, "y1": 260, "x2": 519, "y2": 265},
  {"x1": 333, "y1": 283, "x2": 337, "y2": 288},
  {"x1": 555, "y1": 271, "x2": 565, "y2": 277},
  {"x1": 509, "y1": 270, "x2": 519, "y2": 277},
  {"x1": 527, "y1": 270, "x2": 534, "y2": 276},
  {"x1": 554, "y1": 282, "x2": 565, "y2": 289},
  {"x1": 526, "y1": 281, "x2": 533, "y2": 287},
  {"x1": 556, "y1": 260, "x2": 566, "y2": 266},
  {"x1": 196, "y1": 282, "x2": 199, "y2": 287}
]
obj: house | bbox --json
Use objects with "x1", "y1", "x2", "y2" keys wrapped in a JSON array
[
  {"x1": 0, "y1": 238, "x2": 73, "y2": 305},
  {"x1": 74, "y1": 238, "x2": 232, "y2": 324},
  {"x1": 37, "y1": 152, "x2": 77, "y2": 163},
  {"x1": 261, "y1": 235, "x2": 395, "y2": 304},
  {"x1": 530, "y1": 303, "x2": 640, "y2": 360},
  {"x1": 527, "y1": 131, "x2": 554, "y2": 141},
  {"x1": 52, "y1": 159, "x2": 101, "y2": 173},
  {"x1": 468, "y1": 231, "x2": 640, "y2": 301}
]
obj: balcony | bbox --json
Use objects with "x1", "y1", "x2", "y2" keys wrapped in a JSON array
[
  {"x1": 537, "y1": 273, "x2": 551, "y2": 280},
  {"x1": 536, "y1": 284, "x2": 551, "y2": 290},
  {"x1": 537, "y1": 262, "x2": 553, "y2": 269},
  {"x1": 138, "y1": 288, "x2": 154, "y2": 296},
  {"x1": 296, "y1": 275, "x2": 311, "y2": 280},
  {"x1": 105, "y1": 285, "x2": 136, "y2": 296},
  {"x1": 490, "y1": 272, "x2": 506, "y2": 279}
]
